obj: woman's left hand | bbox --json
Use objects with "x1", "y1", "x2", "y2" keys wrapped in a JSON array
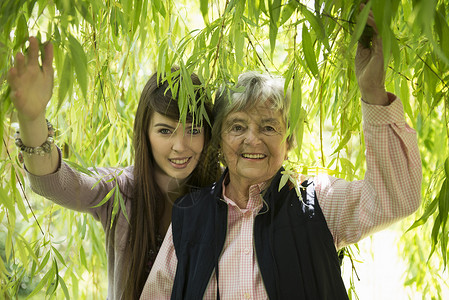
[{"x1": 355, "y1": 6, "x2": 389, "y2": 105}]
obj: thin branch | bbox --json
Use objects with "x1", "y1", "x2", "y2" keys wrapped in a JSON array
[
  {"x1": 3, "y1": 138, "x2": 45, "y2": 236},
  {"x1": 404, "y1": 44, "x2": 449, "y2": 93},
  {"x1": 245, "y1": 25, "x2": 271, "y2": 74},
  {"x1": 208, "y1": 0, "x2": 231, "y2": 82}
]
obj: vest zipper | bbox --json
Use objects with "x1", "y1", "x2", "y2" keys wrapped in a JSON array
[
  {"x1": 213, "y1": 197, "x2": 229, "y2": 299},
  {"x1": 253, "y1": 209, "x2": 270, "y2": 298}
]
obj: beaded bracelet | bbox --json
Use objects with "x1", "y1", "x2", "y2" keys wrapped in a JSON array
[{"x1": 15, "y1": 120, "x2": 55, "y2": 163}]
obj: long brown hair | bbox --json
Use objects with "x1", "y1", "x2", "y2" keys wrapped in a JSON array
[{"x1": 123, "y1": 68, "x2": 220, "y2": 299}]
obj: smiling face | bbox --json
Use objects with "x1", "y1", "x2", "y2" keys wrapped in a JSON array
[
  {"x1": 148, "y1": 112, "x2": 205, "y2": 181},
  {"x1": 220, "y1": 102, "x2": 289, "y2": 187}
]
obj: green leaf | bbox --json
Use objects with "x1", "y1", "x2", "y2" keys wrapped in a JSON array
[
  {"x1": 111, "y1": 197, "x2": 120, "y2": 228},
  {"x1": 200, "y1": 0, "x2": 208, "y2": 18},
  {"x1": 302, "y1": 25, "x2": 319, "y2": 77},
  {"x1": 407, "y1": 195, "x2": 439, "y2": 232},
  {"x1": 17, "y1": 234, "x2": 38, "y2": 263},
  {"x1": 279, "y1": 172, "x2": 290, "y2": 191},
  {"x1": 131, "y1": 0, "x2": 143, "y2": 36},
  {"x1": 35, "y1": 250, "x2": 51, "y2": 275},
  {"x1": 151, "y1": 0, "x2": 166, "y2": 18},
  {"x1": 288, "y1": 70, "x2": 302, "y2": 150},
  {"x1": 52, "y1": 245, "x2": 67, "y2": 267},
  {"x1": 430, "y1": 213, "x2": 441, "y2": 258},
  {"x1": 80, "y1": 214, "x2": 87, "y2": 239},
  {"x1": 234, "y1": 30, "x2": 244, "y2": 66},
  {"x1": 269, "y1": 0, "x2": 281, "y2": 55},
  {"x1": 0, "y1": 255, "x2": 7, "y2": 276},
  {"x1": 74, "y1": 0, "x2": 94, "y2": 26},
  {"x1": 339, "y1": 157, "x2": 355, "y2": 174},
  {"x1": 57, "y1": 54, "x2": 73, "y2": 110},
  {"x1": 68, "y1": 35, "x2": 88, "y2": 99},
  {"x1": 26, "y1": 265, "x2": 54, "y2": 299},
  {"x1": 298, "y1": 3, "x2": 329, "y2": 50},
  {"x1": 438, "y1": 177, "x2": 449, "y2": 244},
  {"x1": 12, "y1": 167, "x2": 29, "y2": 222},
  {"x1": 233, "y1": 0, "x2": 245, "y2": 66},
  {"x1": 400, "y1": 77, "x2": 413, "y2": 121},
  {"x1": 80, "y1": 245, "x2": 88, "y2": 269},
  {"x1": 435, "y1": 7, "x2": 449, "y2": 62},
  {"x1": 0, "y1": 185, "x2": 15, "y2": 214},
  {"x1": 280, "y1": 1, "x2": 297, "y2": 26},
  {"x1": 14, "y1": 13, "x2": 29, "y2": 49},
  {"x1": 46, "y1": 258, "x2": 59, "y2": 296},
  {"x1": 349, "y1": 1, "x2": 372, "y2": 49},
  {"x1": 294, "y1": 108, "x2": 306, "y2": 158},
  {"x1": 91, "y1": 186, "x2": 116, "y2": 208},
  {"x1": 64, "y1": 153, "x2": 95, "y2": 175},
  {"x1": 59, "y1": 275, "x2": 70, "y2": 299},
  {"x1": 331, "y1": 132, "x2": 351, "y2": 155},
  {"x1": 445, "y1": 157, "x2": 449, "y2": 178},
  {"x1": 117, "y1": 185, "x2": 130, "y2": 224}
]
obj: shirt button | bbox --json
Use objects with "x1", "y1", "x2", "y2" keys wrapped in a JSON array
[
  {"x1": 243, "y1": 292, "x2": 251, "y2": 299},
  {"x1": 243, "y1": 247, "x2": 250, "y2": 255}
]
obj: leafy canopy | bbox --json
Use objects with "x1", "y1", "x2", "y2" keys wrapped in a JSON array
[{"x1": 1, "y1": 0, "x2": 448, "y2": 298}]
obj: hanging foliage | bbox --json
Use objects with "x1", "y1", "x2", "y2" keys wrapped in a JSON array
[{"x1": 1, "y1": 0, "x2": 448, "y2": 298}]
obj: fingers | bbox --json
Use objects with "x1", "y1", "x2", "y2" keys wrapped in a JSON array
[
  {"x1": 10, "y1": 36, "x2": 53, "y2": 79},
  {"x1": 358, "y1": 3, "x2": 382, "y2": 50},
  {"x1": 42, "y1": 41, "x2": 54, "y2": 73},
  {"x1": 27, "y1": 36, "x2": 40, "y2": 67},
  {"x1": 359, "y1": 3, "x2": 379, "y2": 34},
  {"x1": 7, "y1": 67, "x2": 19, "y2": 90},
  {"x1": 14, "y1": 52, "x2": 26, "y2": 75}
]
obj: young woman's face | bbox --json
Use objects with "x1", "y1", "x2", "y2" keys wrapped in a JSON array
[{"x1": 148, "y1": 112, "x2": 205, "y2": 181}]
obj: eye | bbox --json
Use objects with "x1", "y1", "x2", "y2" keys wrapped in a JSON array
[
  {"x1": 263, "y1": 126, "x2": 276, "y2": 132},
  {"x1": 188, "y1": 128, "x2": 202, "y2": 135},
  {"x1": 230, "y1": 124, "x2": 244, "y2": 132},
  {"x1": 261, "y1": 125, "x2": 279, "y2": 135},
  {"x1": 158, "y1": 128, "x2": 172, "y2": 135}
]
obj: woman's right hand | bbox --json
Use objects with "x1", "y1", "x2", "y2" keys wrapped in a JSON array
[
  {"x1": 7, "y1": 36, "x2": 59, "y2": 176},
  {"x1": 7, "y1": 36, "x2": 54, "y2": 121}
]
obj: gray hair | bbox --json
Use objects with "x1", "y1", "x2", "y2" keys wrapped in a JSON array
[{"x1": 212, "y1": 71, "x2": 293, "y2": 153}]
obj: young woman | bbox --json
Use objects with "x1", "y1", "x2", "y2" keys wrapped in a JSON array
[{"x1": 7, "y1": 37, "x2": 221, "y2": 299}]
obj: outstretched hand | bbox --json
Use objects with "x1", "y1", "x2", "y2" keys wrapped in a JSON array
[
  {"x1": 355, "y1": 6, "x2": 388, "y2": 105},
  {"x1": 7, "y1": 36, "x2": 54, "y2": 121}
]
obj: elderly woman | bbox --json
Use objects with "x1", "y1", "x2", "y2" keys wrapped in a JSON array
[{"x1": 140, "y1": 13, "x2": 422, "y2": 300}]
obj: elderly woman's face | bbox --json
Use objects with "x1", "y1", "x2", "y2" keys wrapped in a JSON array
[{"x1": 221, "y1": 102, "x2": 288, "y2": 186}]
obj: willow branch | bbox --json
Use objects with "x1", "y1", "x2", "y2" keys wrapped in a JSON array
[{"x1": 3, "y1": 138, "x2": 45, "y2": 236}]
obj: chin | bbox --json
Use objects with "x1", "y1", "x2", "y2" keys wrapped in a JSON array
[{"x1": 171, "y1": 172, "x2": 191, "y2": 181}]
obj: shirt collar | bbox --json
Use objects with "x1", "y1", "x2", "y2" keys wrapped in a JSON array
[{"x1": 221, "y1": 173, "x2": 269, "y2": 213}]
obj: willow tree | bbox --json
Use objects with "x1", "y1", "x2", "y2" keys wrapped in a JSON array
[{"x1": 1, "y1": 0, "x2": 448, "y2": 298}]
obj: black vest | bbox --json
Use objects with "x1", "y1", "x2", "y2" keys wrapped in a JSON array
[{"x1": 171, "y1": 168, "x2": 349, "y2": 300}]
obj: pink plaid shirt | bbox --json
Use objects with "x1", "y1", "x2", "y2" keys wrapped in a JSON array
[{"x1": 140, "y1": 95, "x2": 422, "y2": 299}]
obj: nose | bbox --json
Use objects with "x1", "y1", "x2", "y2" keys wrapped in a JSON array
[
  {"x1": 171, "y1": 133, "x2": 188, "y2": 152},
  {"x1": 243, "y1": 127, "x2": 262, "y2": 145}
]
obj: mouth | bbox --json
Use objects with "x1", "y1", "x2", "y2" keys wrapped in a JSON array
[
  {"x1": 169, "y1": 157, "x2": 192, "y2": 168},
  {"x1": 241, "y1": 153, "x2": 266, "y2": 159}
]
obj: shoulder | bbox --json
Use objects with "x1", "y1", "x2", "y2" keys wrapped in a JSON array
[
  {"x1": 175, "y1": 182, "x2": 218, "y2": 208},
  {"x1": 86, "y1": 165, "x2": 134, "y2": 183}
]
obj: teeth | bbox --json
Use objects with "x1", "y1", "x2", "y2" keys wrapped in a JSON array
[
  {"x1": 242, "y1": 153, "x2": 265, "y2": 159},
  {"x1": 170, "y1": 158, "x2": 189, "y2": 164}
]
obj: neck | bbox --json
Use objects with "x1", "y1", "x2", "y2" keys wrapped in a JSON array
[
  {"x1": 225, "y1": 179, "x2": 252, "y2": 209},
  {"x1": 155, "y1": 170, "x2": 187, "y2": 201},
  {"x1": 154, "y1": 169, "x2": 188, "y2": 235}
]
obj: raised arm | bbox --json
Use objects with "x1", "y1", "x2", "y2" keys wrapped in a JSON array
[
  {"x1": 7, "y1": 36, "x2": 59, "y2": 175},
  {"x1": 317, "y1": 8, "x2": 422, "y2": 249}
]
